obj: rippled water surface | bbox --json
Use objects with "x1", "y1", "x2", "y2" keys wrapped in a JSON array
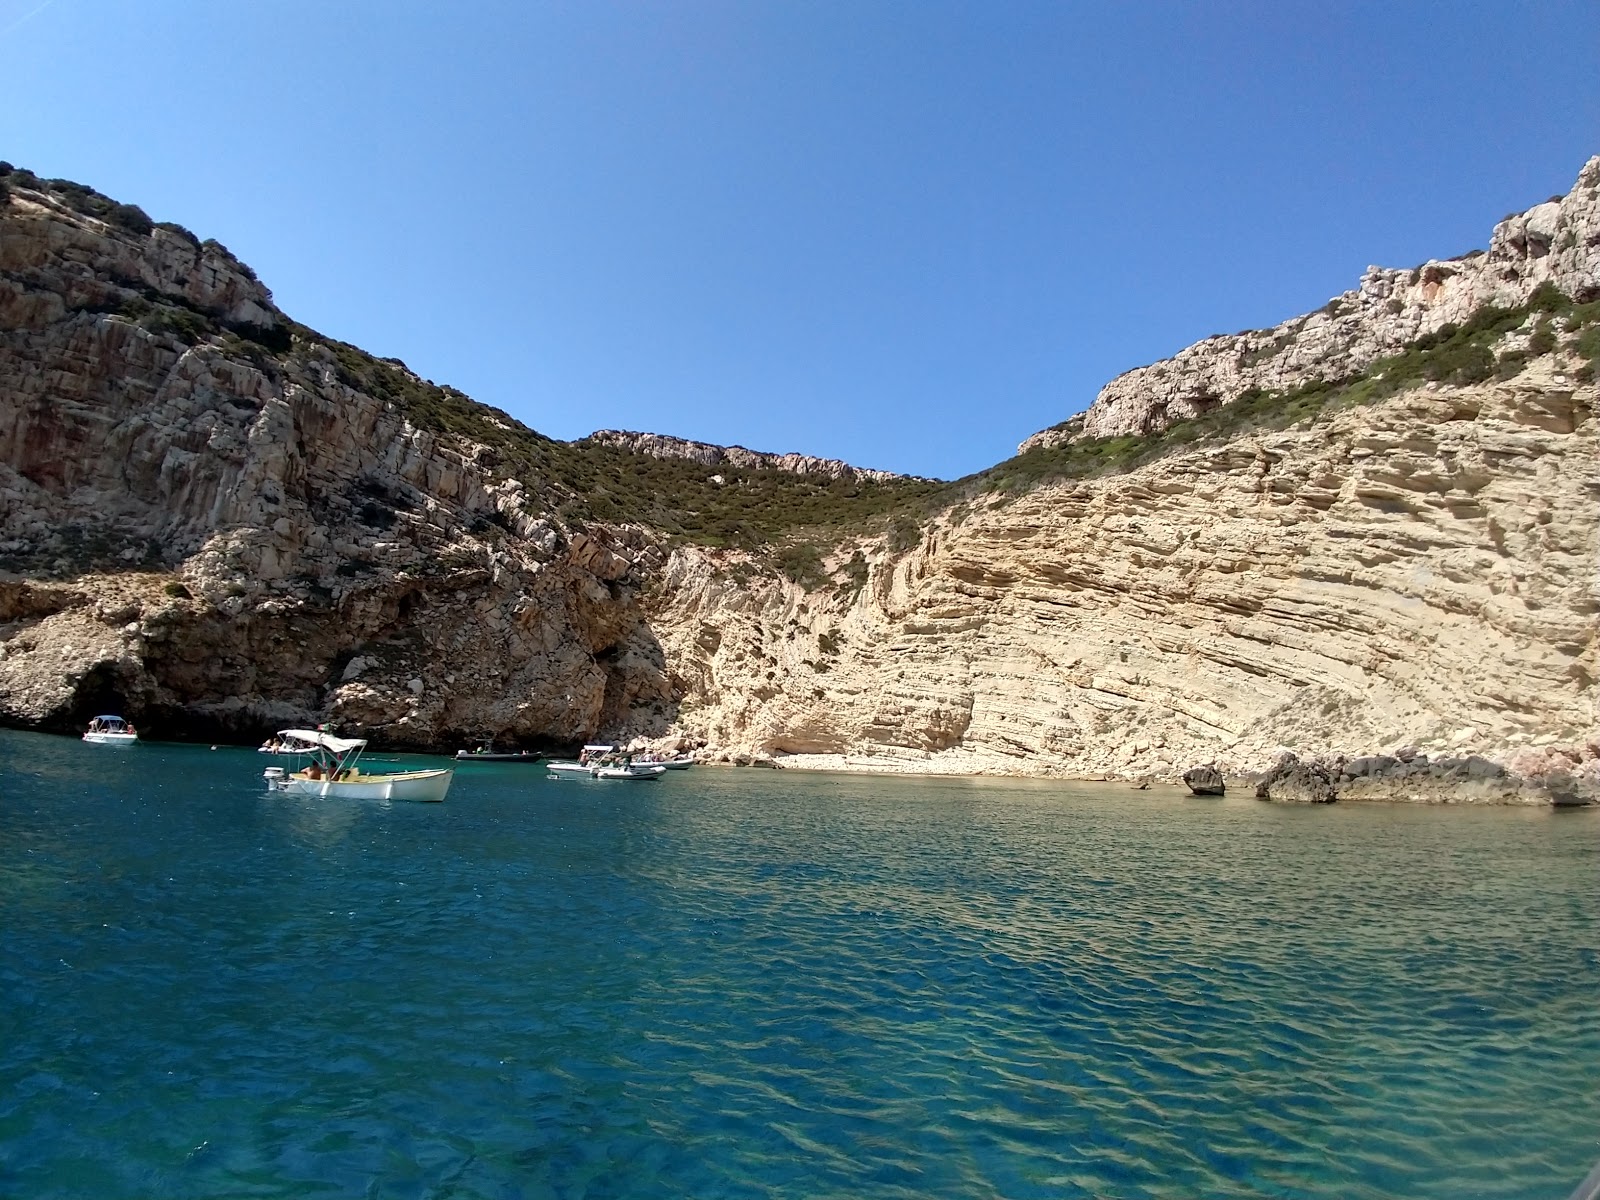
[{"x1": 2, "y1": 730, "x2": 1597, "y2": 1198}]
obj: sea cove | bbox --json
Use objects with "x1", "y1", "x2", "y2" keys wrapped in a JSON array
[{"x1": 2, "y1": 730, "x2": 1597, "y2": 1198}]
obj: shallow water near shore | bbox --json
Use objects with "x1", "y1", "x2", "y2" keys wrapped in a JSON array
[{"x1": 2, "y1": 729, "x2": 1597, "y2": 1199}]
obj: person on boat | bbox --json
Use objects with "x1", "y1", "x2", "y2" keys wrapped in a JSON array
[{"x1": 306, "y1": 762, "x2": 323, "y2": 780}]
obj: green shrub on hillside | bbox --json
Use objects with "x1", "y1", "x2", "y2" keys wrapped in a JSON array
[
  {"x1": 886, "y1": 514, "x2": 922, "y2": 553},
  {"x1": 20, "y1": 162, "x2": 1597, "y2": 560},
  {"x1": 776, "y1": 543, "x2": 825, "y2": 587},
  {"x1": 155, "y1": 220, "x2": 201, "y2": 248},
  {"x1": 969, "y1": 287, "x2": 1589, "y2": 498}
]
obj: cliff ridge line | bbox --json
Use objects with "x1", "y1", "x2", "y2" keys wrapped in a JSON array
[{"x1": 1022, "y1": 156, "x2": 1600, "y2": 451}]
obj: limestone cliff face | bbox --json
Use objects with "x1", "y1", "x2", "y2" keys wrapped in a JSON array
[
  {"x1": 647, "y1": 361, "x2": 1598, "y2": 782},
  {"x1": 3, "y1": 163, "x2": 1598, "y2": 794},
  {"x1": 1022, "y1": 157, "x2": 1600, "y2": 450},
  {"x1": 0, "y1": 179, "x2": 673, "y2": 746},
  {"x1": 585, "y1": 430, "x2": 903, "y2": 482}
]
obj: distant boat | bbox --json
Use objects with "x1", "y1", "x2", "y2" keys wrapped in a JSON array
[
  {"x1": 636, "y1": 753, "x2": 695, "y2": 770},
  {"x1": 547, "y1": 744, "x2": 665, "y2": 780},
  {"x1": 83, "y1": 715, "x2": 138, "y2": 745},
  {"x1": 263, "y1": 729, "x2": 453, "y2": 802},
  {"x1": 455, "y1": 742, "x2": 543, "y2": 763}
]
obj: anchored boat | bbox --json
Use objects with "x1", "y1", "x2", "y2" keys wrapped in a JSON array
[
  {"x1": 262, "y1": 729, "x2": 453, "y2": 802},
  {"x1": 594, "y1": 763, "x2": 666, "y2": 780},
  {"x1": 634, "y1": 752, "x2": 695, "y2": 770},
  {"x1": 83, "y1": 715, "x2": 138, "y2": 745},
  {"x1": 455, "y1": 742, "x2": 543, "y2": 763},
  {"x1": 547, "y1": 744, "x2": 666, "y2": 780}
]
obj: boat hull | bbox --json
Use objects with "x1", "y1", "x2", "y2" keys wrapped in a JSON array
[
  {"x1": 281, "y1": 768, "x2": 454, "y2": 802},
  {"x1": 455, "y1": 752, "x2": 543, "y2": 762},
  {"x1": 83, "y1": 732, "x2": 138, "y2": 745},
  {"x1": 546, "y1": 761, "x2": 665, "y2": 779},
  {"x1": 546, "y1": 761, "x2": 595, "y2": 777}
]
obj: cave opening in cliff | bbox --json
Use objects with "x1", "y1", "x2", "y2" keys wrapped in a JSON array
[{"x1": 64, "y1": 663, "x2": 133, "y2": 733}]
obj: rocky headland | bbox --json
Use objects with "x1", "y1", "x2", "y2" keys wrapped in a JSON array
[{"x1": 2, "y1": 158, "x2": 1598, "y2": 803}]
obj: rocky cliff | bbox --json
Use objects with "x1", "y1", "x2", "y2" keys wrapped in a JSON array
[
  {"x1": 0, "y1": 169, "x2": 675, "y2": 747},
  {"x1": 648, "y1": 359, "x2": 1598, "y2": 792},
  {"x1": 3, "y1": 160, "x2": 1598, "y2": 798},
  {"x1": 583, "y1": 430, "x2": 903, "y2": 482},
  {"x1": 1021, "y1": 156, "x2": 1600, "y2": 450}
]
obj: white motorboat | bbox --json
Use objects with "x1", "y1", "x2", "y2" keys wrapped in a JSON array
[
  {"x1": 547, "y1": 745, "x2": 665, "y2": 780},
  {"x1": 546, "y1": 761, "x2": 598, "y2": 777},
  {"x1": 594, "y1": 764, "x2": 664, "y2": 780},
  {"x1": 636, "y1": 753, "x2": 695, "y2": 770},
  {"x1": 546, "y1": 743, "x2": 614, "y2": 777},
  {"x1": 83, "y1": 715, "x2": 139, "y2": 745},
  {"x1": 263, "y1": 728, "x2": 453, "y2": 802}
]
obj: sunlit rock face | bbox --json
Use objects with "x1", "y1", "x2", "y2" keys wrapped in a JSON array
[
  {"x1": 647, "y1": 360, "x2": 1598, "y2": 783},
  {"x1": 584, "y1": 430, "x2": 904, "y2": 483},
  {"x1": 2, "y1": 163, "x2": 1598, "y2": 796},
  {"x1": 1020, "y1": 156, "x2": 1600, "y2": 451},
  {"x1": 0, "y1": 182, "x2": 675, "y2": 747}
]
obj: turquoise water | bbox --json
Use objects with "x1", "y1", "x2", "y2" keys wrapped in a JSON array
[{"x1": 1, "y1": 730, "x2": 1597, "y2": 1199}]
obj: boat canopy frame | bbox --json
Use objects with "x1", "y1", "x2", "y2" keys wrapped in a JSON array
[{"x1": 275, "y1": 729, "x2": 369, "y2": 777}]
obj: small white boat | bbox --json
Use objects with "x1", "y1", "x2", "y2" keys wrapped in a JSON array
[
  {"x1": 263, "y1": 729, "x2": 453, "y2": 802},
  {"x1": 546, "y1": 760, "x2": 598, "y2": 777},
  {"x1": 547, "y1": 744, "x2": 665, "y2": 780},
  {"x1": 595, "y1": 763, "x2": 665, "y2": 780},
  {"x1": 545, "y1": 743, "x2": 614, "y2": 777},
  {"x1": 637, "y1": 754, "x2": 695, "y2": 770},
  {"x1": 83, "y1": 715, "x2": 139, "y2": 745}
]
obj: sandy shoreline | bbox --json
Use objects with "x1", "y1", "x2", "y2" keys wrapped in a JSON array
[{"x1": 692, "y1": 748, "x2": 1599, "y2": 806}]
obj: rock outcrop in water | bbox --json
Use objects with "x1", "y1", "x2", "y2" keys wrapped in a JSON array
[
  {"x1": 2, "y1": 159, "x2": 1599, "y2": 801},
  {"x1": 1182, "y1": 766, "x2": 1226, "y2": 796}
]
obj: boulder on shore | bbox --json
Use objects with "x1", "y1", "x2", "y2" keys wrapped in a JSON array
[
  {"x1": 1182, "y1": 765, "x2": 1226, "y2": 796},
  {"x1": 1255, "y1": 754, "x2": 1337, "y2": 804}
]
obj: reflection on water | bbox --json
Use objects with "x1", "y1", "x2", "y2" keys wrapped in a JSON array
[{"x1": 1, "y1": 730, "x2": 1597, "y2": 1199}]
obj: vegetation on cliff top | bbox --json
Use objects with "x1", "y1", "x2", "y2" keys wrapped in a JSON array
[
  {"x1": 970, "y1": 283, "x2": 1600, "y2": 497},
  {"x1": 8, "y1": 164, "x2": 1597, "y2": 569},
  {"x1": 303, "y1": 325, "x2": 944, "y2": 548}
]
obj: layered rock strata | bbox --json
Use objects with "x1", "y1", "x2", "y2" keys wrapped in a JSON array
[
  {"x1": 0, "y1": 179, "x2": 673, "y2": 745},
  {"x1": 646, "y1": 360, "x2": 1599, "y2": 793},
  {"x1": 3, "y1": 161, "x2": 1599, "y2": 803}
]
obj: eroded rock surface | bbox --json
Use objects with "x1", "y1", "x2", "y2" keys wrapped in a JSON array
[
  {"x1": 647, "y1": 363, "x2": 1599, "y2": 786},
  {"x1": 1021, "y1": 156, "x2": 1600, "y2": 450},
  {"x1": 3, "y1": 163, "x2": 1599, "y2": 802},
  {"x1": 0, "y1": 181, "x2": 674, "y2": 747},
  {"x1": 585, "y1": 430, "x2": 904, "y2": 482}
]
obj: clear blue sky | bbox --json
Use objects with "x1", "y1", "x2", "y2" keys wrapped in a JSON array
[{"x1": 5, "y1": 1, "x2": 1597, "y2": 479}]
